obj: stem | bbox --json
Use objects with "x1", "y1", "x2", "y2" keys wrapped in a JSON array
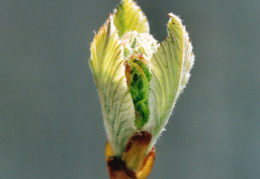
[{"x1": 105, "y1": 141, "x2": 156, "y2": 179}]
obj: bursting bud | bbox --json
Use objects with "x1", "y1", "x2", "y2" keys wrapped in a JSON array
[{"x1": 89, "y1": 0, "x2": 194, "y2": 178}]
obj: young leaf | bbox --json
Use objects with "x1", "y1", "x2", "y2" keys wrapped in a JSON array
[
  {"x1": 89, "y1": 16, "x2": 136, "y2": 155},
  {"x1": 144, "y1": 13, "x2": 194, "y2": 147},
  {"x1": 113, "y1": 0, "x2": 149, "y2": 37}
]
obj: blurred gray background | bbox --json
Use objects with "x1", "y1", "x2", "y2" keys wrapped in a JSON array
[{"x1": 1, "y1": 0, "x2": 259, "y2": 178}]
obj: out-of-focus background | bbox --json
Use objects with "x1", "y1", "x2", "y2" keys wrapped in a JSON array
[{"x1": 1, "y1": 0, "x2": 259, "y2": 178}]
